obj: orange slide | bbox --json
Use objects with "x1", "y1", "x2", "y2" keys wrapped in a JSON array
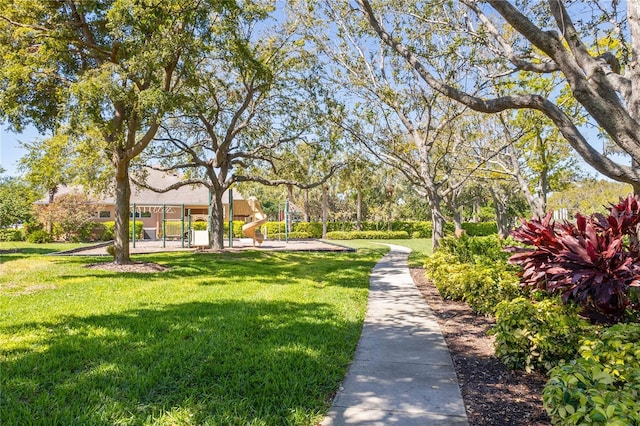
[{"x1": 242, "y1": 197, "x2": 267, "y2": 246}]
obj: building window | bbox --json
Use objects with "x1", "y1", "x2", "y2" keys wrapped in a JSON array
[
  {"x1": 189, "y1": 208, "x2": 208, "y2": 215},
  {"x1": 99, "y1": 211, "x2": 111, "y2": 218},
  {"x1": 130, "y1": 211, "x2": 152, "y2": 218}
]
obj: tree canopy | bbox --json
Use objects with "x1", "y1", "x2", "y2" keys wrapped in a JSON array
[
  {"x1": 0, "y1": 173, "x2": 36, "y2": 228},
  {"x1": 356, "y1": 0, "x2": 640, "y2": 191},
  {"x1": 0, "y1": 0, "x2": 261, "y2": 262}
]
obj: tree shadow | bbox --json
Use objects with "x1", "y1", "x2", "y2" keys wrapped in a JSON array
[
  {"x1": 51, "y1": 250, "x2": 378, "y2": 289},
  {"x1": 2, "y1": 299, "x2": 361, "y2": 424},
  {"x1": 0, "y1": 247, "x2": 73, "y2": 262}
]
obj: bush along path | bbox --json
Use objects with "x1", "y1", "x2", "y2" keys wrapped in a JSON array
[{"x1": 420, "y1": 194, "x2": 640, "y2": 426}]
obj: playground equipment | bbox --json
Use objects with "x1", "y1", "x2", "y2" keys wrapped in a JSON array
[{"x1": 242, "y1": 196, "x2": 267, "y2": 246}]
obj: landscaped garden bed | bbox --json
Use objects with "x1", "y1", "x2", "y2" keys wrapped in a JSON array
[{"x1": 419, "y1": 198, "x2": 640, "y2": 425}]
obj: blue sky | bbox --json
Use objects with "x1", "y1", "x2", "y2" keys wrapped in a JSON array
[{"x1": 0, "y1": 125, "x2": 38, "y2": 177}]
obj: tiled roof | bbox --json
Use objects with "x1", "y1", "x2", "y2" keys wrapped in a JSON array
[{"x1": 36, "y1": 168, "x2": 244, "y2": 206}]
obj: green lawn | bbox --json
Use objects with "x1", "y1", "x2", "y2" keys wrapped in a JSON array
[
  {"x1": 1, "y1": 246, "x2": 386, "y2": 425},
  {"x1": 332, "y1": 238, "x2": 433, "y2": 267},
  {"x1": 0, "y1": 241, "x2": 91, "y2": 257}
]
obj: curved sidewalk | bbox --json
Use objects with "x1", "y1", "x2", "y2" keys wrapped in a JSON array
[{"x1": 322, "y1": 244, "x2": 469, "y2": 425}]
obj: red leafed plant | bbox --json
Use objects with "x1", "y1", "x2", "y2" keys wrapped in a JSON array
[{"x1": 507, "y1": 195, "x2": 640, "y2": 324}]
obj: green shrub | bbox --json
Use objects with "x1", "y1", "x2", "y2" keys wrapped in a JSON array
[
  {"x1": 254, "y1": 221, "x2": 494, "y2": 239},
  {"x1": 425, "y1": 251, "x2": 471, "y2": 301},
  {"x1": 77, "y1": 222, "x2": 102, "y2": 242},
  {"x1": 131, "y1": 222, "x2": 144, "y2": 240},
  {"x1": 457, "y1": 263, "x2": 520, "y2": 315},
  {"x1": 410, "y1": 221, "x2": 433, "y2": 237},
  {"x1": 97, "y1": 221, "x2": 143, "y2": 241},
  {"x1": 192, "y1": 221, "x2": 207, "y2": 231},
  {"x1": 424, "y1": 250, "x2": 520, "y2": 314},
  {"x1": 461, "y1": 222, "x2": 498, "y2": 236},
  {"x1": 269, "y1": 231, "x2": 311, "y2": 240},
  {"x1": 229, "y1": 220, "x2": 246, "y2": 238},
  {"x1": 329, "y1": 221, "x2": 357, "y2": 232},
  {"x1": 444, "y1": 222, "x2": 456, "y2": 235},
  {"x1": 292, "y1": 222, "x2": 323, "y2": 238},
  {"x1": 98, "y1": 222, "x2": 115, "y2": 240},
  {"x1": 0, "y1": 228, "x2": 24, "y2": 241},
  {"x1": 325, "y1": 230, "x2": 410, "y2": 240},
  {"x1": 26, "y1": 230, "x2": 53, "y2": 244},
  {"x1": 265, "y1": 221, "x2": 286, "y2": 237},
  {"x1": 411, "y1": 231, "x2": 422, "y2": 239},
  {"x1": 439, "y1": 234, "x2": 511, "y2": 264},
  {"x1": 544, "y1": 323, "x2": 640, "y2": 425},
  {"x1": 189, "y1": 220, "x2": 244, "y2": 237},
  {"x1": 490, "y1": 297, "x2": 593, "y2": 372},
  {"x1": 267, "y1": 220, "x2": 437, "y2": 237},
  {"x1": 22, "y1": 221, "x2": 43, "y2": 235}
]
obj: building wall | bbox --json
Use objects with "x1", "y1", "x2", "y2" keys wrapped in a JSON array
[{"x1": 91, "y1": 203, "x2": 253, "y2": 239}]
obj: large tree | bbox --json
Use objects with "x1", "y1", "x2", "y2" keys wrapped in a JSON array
[
  {"x1": 356, "y1": 0, "x2": 640, "y2": 192},
  {"x1": 0, "y1": 172, "x2": 36, "y2": 228},
  {"x1": 295, "y1": 0, "x2": 513, "y2": 247},
  {"x1": 138, "y1": 12, "x2": 343, "y2": 249},
  {"x1": 0, "y1": 0, "x2": 243, "y2": 263}
]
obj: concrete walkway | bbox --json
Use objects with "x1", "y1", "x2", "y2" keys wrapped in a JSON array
[{"x1": 322, "y1": 244, "x2": 469, "y2": 425}]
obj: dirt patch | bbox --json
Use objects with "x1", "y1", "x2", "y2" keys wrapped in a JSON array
[
  {"x1": 85, "y1": 262, "x2": 170, "y2": 273},
  {"x1": 410, "y1": 268, "x2": 550, "y2": 426}
]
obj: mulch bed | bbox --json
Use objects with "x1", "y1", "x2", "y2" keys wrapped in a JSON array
[{"x1": 410, "y1": 268, "x2": 551, "y2": 426}]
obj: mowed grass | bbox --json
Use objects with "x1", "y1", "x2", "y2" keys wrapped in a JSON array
[
  {"x1": 334, "y1": 238, "x2": 433, "y2": 267},
  {"x1": 0, "y1": 241, "x2": 91, "y2": 257},
  {"x1": 0, "y1": 246, "x2": 386, "y2": 425}
]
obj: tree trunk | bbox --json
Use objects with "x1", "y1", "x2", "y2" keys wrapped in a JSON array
[
  {"x1": 386, "y1": 185, "x2": 394, "y2": 232},
  {"x1": 431, "y1": 204, "x2": 446, "y2": 250},
  {"x1": 448, "y1": 195, "x2": 463, "y2": 235},
  {"x1": 473, "y1": 199, "x2": 480, "y2": 222},
  {"x1": 208, "y1": 187, "x2": 225, "y2": 250},
  {"x1": 113, "y1": 159, "x2": 132, "y2": 264},
  {"x1": 490, "y1": 186, "x2": 511, "y2": 238},
  {"x1": 286, "y1": 184, "x2": 294, "y2": 234},
  {"x1": 304, "y1": 189, "x2": 310, "y2": 222},
  {"x1": 633, "y1": 159, "x2": 640, "y2": 195},
  {"x1": 356, "y1": 190, "x2": 362, "y2": 231},
  {"x1": 429, "y1": 192, "x2": 447, "y2": 250},
  {"x1": 322, "y1": 184, "x2": 328, "y2": 238}
]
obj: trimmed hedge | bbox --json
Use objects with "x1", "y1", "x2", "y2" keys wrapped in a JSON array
[
  {"x1": 461, "y1": 221, "x2": 498, "y2": 236},
  {"x1": 289, "y1": 221, "x2": 496, "y2": 238},
  {"x1": 0, "y1": 228, "x2": 24, "y2": 242},
  {"x1": 292, "y1": 222, "x2": 323, "y2": 238},
  {"x1": 157, "y1": 219, "x2": 499, "y2": 240},
  {"x1": 189, "y1": 220, "x2": 246, "y2": 237},
  {"x1": 325, "y1": 230, "x2": 410, "y2": 240},
  {"x1": 97, "y1": 221, "x2": 144, "y2": 241},
  {"x1": 224, "y1": 220, "x2": 245, "y2": 238},
  {"x1": 269, "y1": 232, "x2": 311, "y2": 240}
]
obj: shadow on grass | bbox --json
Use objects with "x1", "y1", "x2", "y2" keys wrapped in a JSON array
[
  {"x1": 0, "y1": 247, "x2": 70, "y2": 259},
  {"x1": 53, "y1": 250, "x2": 385, "y2": 289},
  {"x1": 2, "y1": 299, "x2": 361, "y2": 425}
]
